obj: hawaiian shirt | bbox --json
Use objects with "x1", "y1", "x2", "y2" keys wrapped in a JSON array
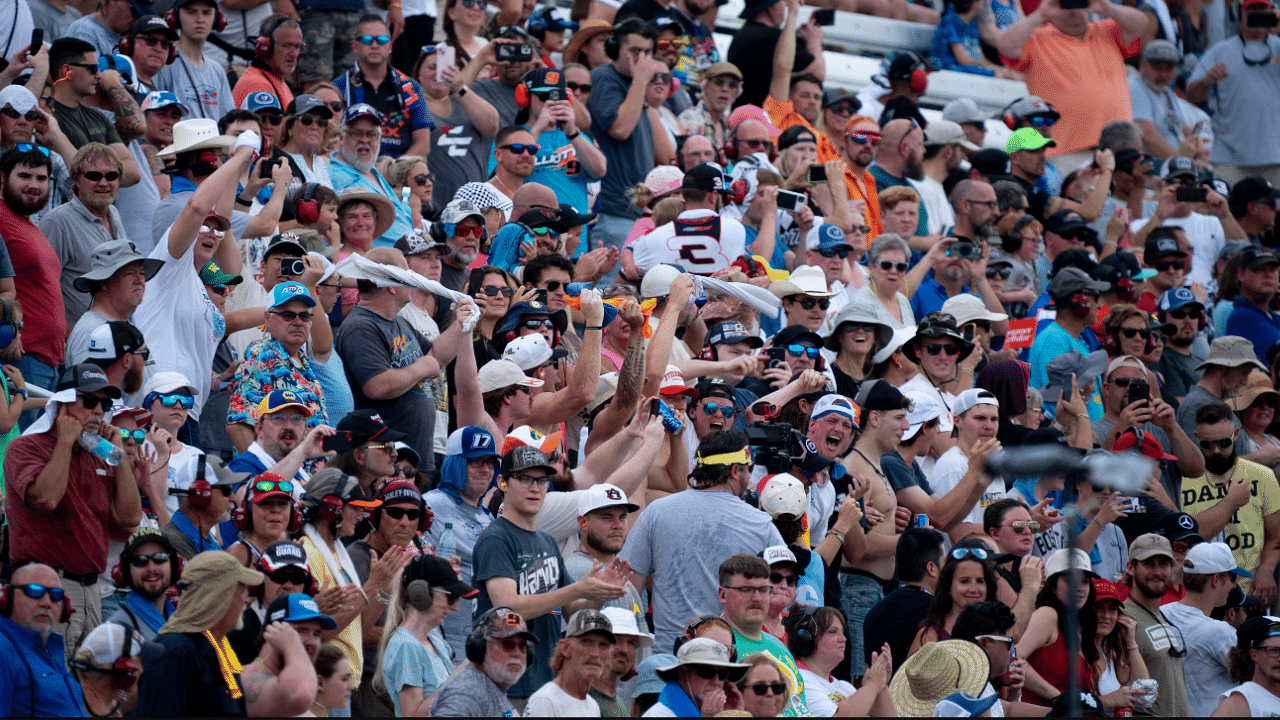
[{"x1": 227, "y1": 335, "x2": 328, "y2": 428}]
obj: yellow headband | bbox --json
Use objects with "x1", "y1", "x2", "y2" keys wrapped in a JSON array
[{"x1": 696, "y1": 447, "x2": 751, "y2": 466}]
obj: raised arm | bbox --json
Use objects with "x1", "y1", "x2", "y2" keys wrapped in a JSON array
[
  {"x1": 641, "y1": 274, "x2": 694, "y2": 398},
  {"x1": 168, "y1": 137, "x2": 256, "y2": 260},
  {"x1": 530, "y1": 293, "x2": 604, "y2": 424},
  {"x1": 997, "y1": 0, "x2": 1049, "y2": 60},
  {"x1": 769, "y1": 0, "x2": 802, "y2": 103}
]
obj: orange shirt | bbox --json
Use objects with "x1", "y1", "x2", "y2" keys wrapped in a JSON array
[
  {"x1": 232, "y1": 64, "x2": 295, "y2": 112},
  {"x1": 1002, "y1": 19, "x2": 1140, "y2": 156},
  {"x1": 762, "y1": 95, "x2": 842, "y2": 165},
  {"x1": 843, "y1": 164, "x2": 883, "y2": 245}
]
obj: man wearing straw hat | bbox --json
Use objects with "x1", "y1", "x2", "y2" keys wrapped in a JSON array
[
  {"x1": 889, "y1": 638, "x2": 991, "y2": 716},
  {"x1": 135, "y1": 550, "x2": 266, "y2": 716}
]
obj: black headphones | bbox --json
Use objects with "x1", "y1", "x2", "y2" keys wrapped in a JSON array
[
  {"x1": 605, "y1": 18, "x2": 649, "y2": 61},
  {"x1": 787, "y1": 606, "x2": 821, "y2": 658},
  {"x1": 465, "y1": 606, "x2": 536, "y2": 665},
  {"x1": 403, "y1": 554, "x2": 435, "y2": 612}
]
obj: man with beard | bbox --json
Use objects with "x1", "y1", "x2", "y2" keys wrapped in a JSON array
[
  {"x1": 0, "y1": 564, "x2": 85, "y2": 716},
  {"x1": 1227, "y1": 247, "x2": 1280, "y2": 364},
  {"x1": 108, "y1": 529, "x2": 179, "y2": 641},
  {"x1": 1181, "y1": 401, "x2": 1280, "y2": 602},
  {"x1": 565, "y1": 483, "x2": 646, "y2": 620},
  {"x1": 329, "y1": 104, "x2": 415, "y2": 245},
  {"x1": 593, "y1": 607, "x2": 654, "y2": 715},
  {"x1": 1028, "y1": 269, "x2": 1107, "y2": 411},
  {"x1": 1007, "y1": 127, "x2": 1113, "y2": 224},
  {"x1": 841, "y1": 115, "x2": 884, "y2": 238},
  {"x1": 431, "y1": 606, "x2": 538, "y2": 717},
  {"x1": 1129, "y1": 41, "x2": 1210, "y2": 162},
  {"x1": 1230, "y1": 177, "x2": 1280, "y2": 247},
  {"x1": 869, "y1": 118, "x2": 928, "y2": 233},
  {"x1": 717, "y1": 554, "x2": 809, "y2": 715},
  {"x1": 1124, "y1": 533, "x2": 1192, "y2": 716},
  {"x1": 40, "y1": 143, "x2": 130, "y2": 328},
  {"x1": 1155, "y1": 287, "x2": 1207, "y2": 404},
  {"x1": 466, "y1": 29, "x2": 564, "y2": 129},
  {"x1": 901, "y1": 313, "x2": 982, "y2": 456},
  {"x1": 1215, "y1": 615, "x2": 1280, "y2": 715},
  {"x1": 0, "y1": 83, "x2": 74, "y2": 223},
  {"x1": 918, "y1": 122, "x2": 974, "y2": 234},
  {"x1": 435, "y1": 198, "x2": 485, "y2": 292},
  {"x1": 81, "y1": 320, "x2": 148, "y2": 397},
  {"x1": 0, "y1": 144, "x2": 65, "y2": 393},
  {"x1": 1176, "y1": 336, "x2": 1271, "y2": 463},
  {"x1": 526, "y1": 609, "x2": 617, "y2": 716},
  {"x1": 228, "y1": 389, "x2": 334, "y2": 483},
  {"x1": 239, "y1": 594, "x2": 331, "y2": 716}
]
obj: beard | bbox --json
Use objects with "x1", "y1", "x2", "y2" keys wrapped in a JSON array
[
  {"x1": 1169, "y1": 331, "x2": 1195, "y2": 348},
  {"x1": 449, "y1": 243, "x2": 478, "y2": 266},
  {"x1": 123, "y1": 361, "x2": 145, "y2": 394},
  {"x1": 2, "y1": 181, "x2": 48, "y2": 217},
  {"x1": 902, "y1": 155, "x2": 925, "y2": 181},
  {"x1": 584, "y1": 528, "x2": 624, "y2": 555},
  {"x1": 134, "y1": 580, "x2": 168, "y2": 601},
  {"x1": 483, "y1": 654, "x2": 526, "y2": 687},
  {"x1": 1205, "y1": 450, "x2": 1238, "y2": 475},
  {"x1": 340, "y1": 144, "x2": 376, "y2": 173},
  {"x1": 551, "y1": 467, "x2": 574, "y2": 493}
]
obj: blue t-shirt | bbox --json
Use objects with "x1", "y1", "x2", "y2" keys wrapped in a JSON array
[
  {"x1": 1226, "y1": 295, "x2": 1280, "y2": 363},
  {"x1": 910, "y1": 274, "x2": 973, "y2": 321},
  {"x1": 931, "y1": 9, "x2": 993, "y2": 75},
  {"x1": 1028, "y1": 321, "x2": 1104, "y2": 420},
  {"x1": 381, "y1": 626, "x2": 454, "y2": 716}
]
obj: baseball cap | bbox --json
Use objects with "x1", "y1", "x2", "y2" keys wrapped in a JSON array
[
  {"x1": 1143, "y1": 39, "x2": 1180, "y2": 64},
  {"x1": 264, "y1": 233, "x2": 308, "y2": 261},
  {"x1": 1005, "y1": 128, "x2": 1056, "y2": 154},
  {"x1": 1049, "y1": 267, "x2": 1110, "y2": 298},
  {"x1": 445, "y1": 426, "x2": 500, "y2": 459},
  {"x1": 478, "y1": 358, "x2": 545, "y2": 393},
  {"x1": 1158, "y1": 286, "x2": 1203, "y2": 313},
  {"x1": 969, "y1": 148, "x2": 1012, "y2": 177},
  {"x1": 440, "y1": 198, "x2": 487, "y2": 227},
  {"x1": 199, "y1": 260, "x2": 243, "y2": 287},
  {"x1": 640, "y1": 264, "x2": 682, "y2": 299},
  {"x1": 952, "y1": 388, "x2": 999, "y2": 416},
  {"x1": 57, "y1": 363, "x2": 121, "y2": 398},
  {"x1": 128, "y1": 14, "x2": 177, "y2": 40},
  {"x1": 705, "y1": 61, "x2": 743, "y2": 81},
  {"x1": 84, "y1": 321, "x2": 145, "y2": 368},
  {"x1": 78, "y1": 623, "x2": 163, "y2": 667},
  {"x1": 407, "y1": 554, "x2": 480, "y2": 599},
  {"x1": 1230, "y1": 176, "x2": 1280, "y2": 209},
  {"x1": 760, "y1": 545, "x2": 806, "y2": 575},
  {"x1": 705, "y1": 321, "x2": 763, "y2": 348},
  {"x1": 1182, "y1": 541, "x2": 1252, "y2": 577},
  {"x1": 726, "y1": 104, "x2": 781, "y2": 138},
  {"x1": 394, "y1": 230, "x2": 446, "y2": 257},
  {"x1": 942, "y1": 97, "x2": 986, "y2": 125},
  {"x1": 259, "y1": 541, "x2": 310, "y2": 573},
  {"x1": 778, "y1": 125, "x2": 818, "y2": 154},
  {"x1": 660, "y1": 365, "x2": 698, "y2": 398},
  {"x1": 503, "y1": 425, "x2": 562, "y2": 456},
  {"x1": 812, "y1": 393, "x2": 860, "y2": 426},
  {"x1": 694, "y1": 378, "x2": 736, "y2": 403},
  {"x1": 270, "y1": 281, "x2": 317, "y2": 309},
  {"x1": 266, "y1": 593, "x2": 338, "y2": 630},
  {"x1": 140, "y1": 370, "x2": 195, "y2": 398},
  {"x1": 924, "y1": 119, "x2": 980, "y2": 151},
  {"x1": 246, "y1": 471, "x2": 297, "y2": 504},
  {"x1": 325, "y1": 409, "x2": 407, "y2": 452},
  {"x1": 578, "y1": 483, "x2": 639, "y2": 516},
  {"x1": 1238, "y1": 615, "x2": 1280, "y2": 650},
  {"x1": 256, "y1": 388, "x2": 313, "y2": 421},
  {"x1": 1241, "y1": 247, "x2": 1280, "y2": 270},
  {"x1": 1044, "y1": 547, "x2": 1100, "y2": 579},
  {"x1": 501, "y1": 333, "x2": 566, "y2": 371},
  {"x1": 1143, "y1": 232, "x2": 1187, "y2": 261},
  {"x1": 806, "y1": 223, "x2": 853, "y2": 252},
  {"x1": 521, "y1": 67, "x2": 567, "y2": 93},
  {"x1": 558, "y1": 203, "x2": 596, "y2": 228},
  {"x1": 1007, "y1": 96, "x2": 1060, "y2": 123},
  {"x1": 563, "y1": 609, "x2": 616, "y2": 642},
  {"x1": 1045, "y1": 209, "x2": 1091, "y2": 236},
  {"x1": 342, "y1": 102, "x2": 382, "y2": 125},
  {"x1": 1222, "y1": 586, "x2": 1262, "y2": 612},
  {"x1": 285, "y1": 94, "x2": 335, "y2": 119},
  {"x1": 1155, "y1": 512, "x2": 1203, "y2": 542},
  {"x1": 1159, "y1": 155, "x2": 1199, "y2": 182},
  {"x1": 758, "y1": 473, "x2": 807, "y2": 520},
  {"x1": 941, "y1": 294, "x2": 1007, "y2": 326},
  {"x1": 517, "y1": 208, "x2": 567, "y2": 234},
  {"x1": 853, "y1": 380, "x2": 907, "y2": 412},
  {"x1": 473, "y1": 606, "x2": 538, "y2": 644},
  {"x1": 601, "y1": 607, "x2": 653, "y2": 647},
  {"x1": 242, "y1": 90, "x2": 281, "y2": 114},
  {"x1": 902, "y1": 390, "x2": 943, "y2": 441},
  {"x1": 682, "y1": 163, "x2": 728, "y2": 193},
  {"x1": 141, "y1": 90, "x2": 188, "y2": 116},
  {"x1": 1129, "y1": 533, "x2": 1175, "y2": 562},
  {"x1": 501, "y1": 445, "x2": 554, "y2": 475},
  {"x1": 120, "y1": 527, "x2": 176, "y2": 562},
  {"x1": 821, "y1": 87, "x2": 858, "y2": 110}
]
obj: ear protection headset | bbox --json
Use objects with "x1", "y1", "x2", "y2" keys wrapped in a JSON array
[
  {"x1": 788, "y1": 605, "x2": 821, "y2": 658},
  {"x1": 68, "y1": 623, "x2": 142, "y2": 690},
  {"x1": 672, "y1": 614, "x2": 739, "y2": 658},
  {"x1": 1052, "y1": 292, "x2": 1094, "y2": 319},
  {"x1": 295, "y1": 182, "x2": 320, "y2": 225},
  {"x1": 887, "y1": 52, "x2": 928, "y2": 94},
  {"x1": 254, "y1": 14, "x2": 291, "y2": 61},
  {"x1": 723, "y1": 136, "x2": 777, "y2": 164},
  {"x1": 465, "y1": 606, "x2": 536, "y2": 665},
  {"x1": 305, "y1": 473, "x2": 356, "y2": 525},
  {"x1": 165, "y1": 2, "x2": 227, "y2": 34},
  {"x1": 1000, "y1": 98, "x2": 1022, "y2": 131},
  {"x1": 604, "y1": 18, "x2": 650, "y2": 61},
  {"x1": 111, "y1": 542, "x2": 183, "y2": 591},
  {"x1": 118, "y1": 29, "x2": 177, "y2": 64},
  {"x1": 167, "y1": 454, "x2": 212, "y2": 509},
  {"x1": 232, "y1": 498, "x2": 304, "y2": 534},
  {"x1": 0, "y1": 579, "x2": 73, "y2": 624}
]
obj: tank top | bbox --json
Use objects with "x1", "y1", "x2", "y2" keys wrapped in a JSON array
[
  {"x1": 1224, "y1": 681, "x2": 1280, "y2": 716},
  {"x1": 1026, "y1": 629, "x2": 1097, "y2": 706}
]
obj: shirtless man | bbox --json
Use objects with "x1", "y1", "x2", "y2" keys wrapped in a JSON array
[
  {"x1": 644, "y1": 366, "x2": 698, "y2": 506},
  {"x1": 240, "y1": 595, "x2": 332, "y2": 716}
]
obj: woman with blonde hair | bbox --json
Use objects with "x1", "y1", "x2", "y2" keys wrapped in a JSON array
[
  {"x1": 376, "y1": 554, "x2": 478, "y2": 716},
  {"x1": 736, "y1": 652, "x2": 793, "y2": 717},
  {"x1": 379, "y1": 155, "x2": 435, "y2": 230}
]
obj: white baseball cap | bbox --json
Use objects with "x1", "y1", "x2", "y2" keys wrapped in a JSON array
[
  {"x1": 577, "y1": 482, "x2": 640, "y2": 517},
  {"x1": 600, "y1": 607, "x2": 653, "y2": 647},
  {"x1": 811, "y1": 394, "x2": 859, "y2": 428},
  {"x1": 501, "y1": 333, "x2": 567, "y2": 371},
  {"x1": 902, "y1": 390, "x2": 943, "y2": 441},
  {"x1": 758, "y1": 473, "x2": 806, "y2": 520},
  {"x1": 660, "y1": 365, "x2": 698, "y2": 397},
  {"x1": 1183, "y1": 541, "x2": 1253, "y2": 577},
  {"x1": 941, "y1": 294, "x2": 1007, "y2": 326},
  {"x1": 1044, "y1": 548, "x2": 1099, "y2": 579},
  {"x1": 951, "y1": 388, "x2": 999, "y2": 417},
  {"x1": 641, "y1": 264, "x2": 683, "y2": 299},
  {"x1": 761, "y1": 545, "x2": 805, "y2": 575},
  {"x1": 477, "y1": 359, "x2": 544, "y2": 393}
]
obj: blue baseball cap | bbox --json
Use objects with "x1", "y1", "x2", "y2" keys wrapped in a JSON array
[
  {"x1": 1158, "y1": 286, "x2": 1202, "y2": 313},
  {"x1": 266, "y1": 593, "x2": 337, "y2": 630},
  {"x1": 343, "y1": 103, "x2": 383, "y2": 126},
  {"x1": 496, "y1": 300, "x2": 554, "y2": 337},
  {"x1": 256, "y1": 388, "x2": 314, "y2": 419},
  {"x1": 806, "y1": 223, "x2": 853, "y2": 252},
  {"x1": 243, "y1": 90, "x2": 282, "y2": 114},
  {"x1": 933, "y1": 691, "x2": 1000, "y2": 717},
  {"x1": 140, "y1": 90, "x2": 188, "y2": 115},
  {"x1": 446, "y1": 426, "x2": 501, "y2": 459},
  {"x1": 271, "y1": 281, "x2": 317, "y2": 308}
]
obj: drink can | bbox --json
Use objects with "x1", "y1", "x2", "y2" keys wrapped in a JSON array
[
  {"x1": 656, "y1": 398, "x2": 685, "y2": 434},
  {"x1": 1115, "y1": 708, "x2": 1133, "y2": 717},
  {"x1": 914, "y1": 514, "x2": 929, "y2": 528}
]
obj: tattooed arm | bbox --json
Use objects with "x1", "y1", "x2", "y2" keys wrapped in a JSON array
[
  {"x1": 99, "y1": 70, "x2": 146, "y2": 143},
  {"x1": 612, "y1": 301, "x2": 647, "y2": 410}
]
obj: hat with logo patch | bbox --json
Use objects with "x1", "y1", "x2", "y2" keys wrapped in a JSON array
[
  {"x1": 563, "y1": 608, "x2": 616, "y2": 642},
  {"x1": 57, "y1": 363, "x2": 122, "y2": 398},
  {"x1": 502, "y1": 425, "x2": 562, "y2": 457},
  {"x1": 1241, "y1": 246, "x2": 1280, "y2": 270},
  {"x1": 1158, "y1": 286, "x2": 1202, "y2": 313},
  {"x1": 242, "y1": 90, "x2": 281, "y2": 114},
  {"x1": 811, "y1": 393, "x2": 860, "y2": 427},
  {"x1": 694, "y1": 378, "x2": 736, "y2": 403},
  {"x1": 760, "y1": 545, "x2": 806, "y2": 575},
  {"x1": 578, "y1": 482, "x2": 639, "y2": 516},
  {"x1": 394, "y1": 230, "x2": 446, "y2": 257},
  {"x1": 1159, "y1": 155, "x2": 1199, "y2": 182},
  {"x1": 806, "y1": 223, "x2": 853, "y2": 252},
  {"x1": 75, "y1": 239, "x2": 166, "y2": 293},
  {"x1": 445, "y1": 426, "x2": 500, "y2": 459},
  {"x1": 1045, "y1": 209, "x2": 1091, "y2": 236},
  {"x1": 501, "y1": 445, "x2": 555, "y2": 475},
  {"x1": 705, "y1": 320, "x2": 764, "y2": 348},
  {"x1": 660, "y1": 365, "x2": 698, "y2": 398},
  {"x1": 325, "y1": 409, "x2": 407, "y2": 453},
  {"x1": 260, "y1": 540, "x2": 310, "y2": 574},
  {"x1": 341, "y1": 102, "x2": 381, "y2": 125},
  {"x1": 128, "y1": 14, "x2": 178, "y2": 41},
  {"x1": 1154, "y1": 512, "x2": 1203, "y2": 543},
  {"x1": 85, "y1": 321, "x2": 146, "y2": 369},
  {"x1": 1008, "y1": 96, "x2": 1060, "y2": 123},
  {"x1": 682, "y1": 163, "x2": 729, "y2": 193},
  {"x1": 255, "y1": 388, "x2": 314, "y2": 421},
  {"x1": 267, "y1": 593, "x2": 337, "y2": 630},
  {"x1": 142, "y1": 90, "x2": 189, "y2": 116},
  {"x1": 520, "y1": 67, "x2": 568, "y2": 95},
  {"x1": 270, "y1": 281, "x2": 317, "y2": 309},
  {"x1": 198, "y1": 260, "x2": 243, "y2": 287},
  {"x1": 758, "y1": 473, "x2": 806, "y2": 520}
]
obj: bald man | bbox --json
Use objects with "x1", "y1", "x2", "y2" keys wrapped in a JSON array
[{"x1": 0, "y1": 564, "x2": 85, "y2": 716}]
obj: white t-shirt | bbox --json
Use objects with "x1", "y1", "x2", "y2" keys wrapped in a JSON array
[
  {"x1": 800, "y1": 668, "x2": 857, "y2": 717},
  {"x1": 134, "y1": 230, "x2": 224, "y2": 420},
  {"x1": 808, "y1": 475, "x2": 836, "y2": 546},
  {"x1": 630, "y1": 209, "x2": 747, "y2": 275},
  {"x1": 525, "y1": 680, "x2": 601, "y2": 717},
  {"x1": 1130, "y1": 212, "x2": 1225, "y2": 291},
  {"x1": 913, "y1": 176, "x2": 954, "y2": 236},
  {"x1": 929, "y1": 445, "x2": 1005, "y2": 525},
  {"x1": 979, "y1": 682, "x2": 1006, "y2": 717},
  {"x1": 1219, "y1": 681, "x2": 1280, "y2": 717}
]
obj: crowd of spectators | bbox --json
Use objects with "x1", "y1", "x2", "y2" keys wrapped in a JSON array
[{"x1": 3, "y1": 0, "x2": 1280, "y2": 715}]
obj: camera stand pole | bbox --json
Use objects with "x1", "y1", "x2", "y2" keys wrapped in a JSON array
[{"x1": 1062, "y1": 470, "x2": 1085, "y2": 718}]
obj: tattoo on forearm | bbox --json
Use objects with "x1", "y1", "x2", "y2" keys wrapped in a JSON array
[
  {"x1": 106, "y1": 86, "x2": 145, "y2": 136},
  {"x1": 615, "y1": 335, "x2": 645, "y2": 407},
  {"x1": 240, "y1": 669, "x2": 267, "y2": 703},
  {"x1": 140, "y1": 144, "x2": 163, "y2": 175}
]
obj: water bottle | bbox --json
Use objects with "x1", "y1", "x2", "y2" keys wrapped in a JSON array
[
  {"x1": 439, "y1": 522, "x2": 457, "y2": 559},
  {"x1": 80, "y1": 431, "x2": 123, "y2": 466}
]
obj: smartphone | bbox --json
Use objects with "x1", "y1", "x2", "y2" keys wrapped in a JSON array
[
  {"x1": 258, "y1": 157, "x2": 279, "y2": 179},
  {"x1": 813, "y1": 8, "x2": 836, "y2": 25},
  {"x1": 534, "y1": 288, "x2": 548, "y2": 305},
  {"x1": 1247, "y1": 11, "x2": 1280, "y2": 27},
  {"x1": 1127, "y1": 378, "x2": 1150, "y2": 408},
  {"x1": 30, "y1": 29, "x2": 42, "y2": 53},
  {"x1": 776, "y1": 189, "x2": 807, "y2": 213},
  {"x1": 279, "y1": 257, "x2": 305, "y2": 276},
  {"x1": 649, "y1": 398, "x2": 660, "y2": 418},
  {"x1": 946, "y1": 238, "x2": 983, "y2": 261},
  {"x1": 1059, "y1": 0, "x2": 1088, "y2": 8},
  {"x1": 436, "y1": 45, "x2": 456, "y2": 81},
  {"x1": 765, "y1": 346, "x2": 788, "y2": 368},
  {"x1": 806, "y1": 164, "x2": 827, "y2": 184},
  {"x1": 1062, "y1": 377, "x2": 1074, "y2": 404},
  {"x1": 1176, "y1": 186, "x2": 1208, "y2": 203},
  {"x1": 496, "y1": 43, "x2": 533, "y2": 62}
]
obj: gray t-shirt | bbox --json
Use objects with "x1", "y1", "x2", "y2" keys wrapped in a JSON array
[
  {"x1": 335, "y1": 305, "x2": 436, "y2": 473},
  {"x1": 27, "y1": 0, "x2": 81, "y2": 39},
  {"x1": 423, "y1": 488, "x2": 493, "y2": 661},
  {"x1": 65, "y1": 14, "x2": 120, "y2": 56},
  {"x1": 430, "y1": 664, "x2": 515, "y2": 718},
  {"x1": 427, "y1": 97, "x2": 495, "y2": 210},
  {"x1": 1189, "y1": 35, "x2": 1280, "y2": 166},
  {"x1": 38, "y1": 195, "x2": 127, "y2": 327},
  {"x1": 118, "y1": 138, "x2": 162, "y2": 256},
  {"x1": 470, "y1": 78, "x2": 520, "y2": 131},
  {"x1": 154, "y1": 50, "x2": 235, "y2": 121},
  {"x1": 883, "y1": 450, "x2": 933, "y2": 495},
  {"x1": 1128, "y1": 73, "x2": 1197, "y2": 152},
  {"x1": 1154, "y1": 348, "x2": 1204, "y2": 406},
  {"x1": 1176, "y1": 384, "x2": 1250, "y2": 457},
  {"x1": 564, "y1": 549, "x2": 646, "y2": 623},
  {"x1": 620, "y1": 487, "x2": 784, "y2": 652},
  {"x1": 587, "y1": 63, "x2": 654, "y2": 219}
]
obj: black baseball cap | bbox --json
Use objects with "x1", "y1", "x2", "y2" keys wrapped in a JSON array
[
  {"x1": 517, "y1": 208, "x2": 567, "y2": 234},
  {"x1": 406, "y1": 554, "x2": 479, "y2": 599},
  {"x1": 682, "y1": 164, "x2": 727, "y2": 193},
  {"x1": 558, "y1": 203, "x2": 596, "y2": 227},
  {"x1": 264, "y1": 233, "x2": 307, "y2": 260},
  {"x1": 521, "y1": 67, "x2": 567, "y2": 93},
  {"x1": 57, "y1": 363, "x2": 122, "y2": 398},
  {"x1": 1241, "y1": 247, "x2": 1280, "y2": 270},
  {"x1": 1144, "y1": 233, "x2": 1188, "y2": 260},
  {"x1": 969, "y1": 148, "x2": 1011, "y2": 178},
  {"x1": 778, "y1": 125, "x2": 817, "y2": 152},
  {"x1": 324, "y1": 409, "x2": 407, "y2": 453},
  {"x1": 1045, "y1": 209, "x2": 1090, "y2": 235},
  {"x1": 772, "y1": 325, "x2": 823, "y2": 350},
  {"x1": 694, "y1": 378, "x2": 736, "y2": 402},
  {"x1": 705, "y1": 321, "x2": 763, "y2": 348},
  {"x1": 853, "y1": 379, "x2": 908, "y2": 412},
  {"x1": 1230, "y1": 176, "x2": 1280, "y2": 208},
  {"x1": 128, "y1": 15, "x2": 177, "y2": 40}
]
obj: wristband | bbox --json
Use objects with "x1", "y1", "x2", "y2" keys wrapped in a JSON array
[
  {"x1": 827, "y1": 529, "x2": 846, "y2": 544},
  {"x1": 235, "y1": 195, "x2": 253, "y2": 207},
  {"x1": 566, "y1": 130, "x2": 581, "y2": 140},
  {"x1": 584, "y1": 325, "x2": 603, "y2": 330}
]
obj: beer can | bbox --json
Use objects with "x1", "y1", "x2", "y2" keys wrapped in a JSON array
[
  {"x1": 914, "y1": 514, "x2": 929, "y2": 528},
  {"x1": 656, "y1": 398, "x2": 685, "y2": 434}
]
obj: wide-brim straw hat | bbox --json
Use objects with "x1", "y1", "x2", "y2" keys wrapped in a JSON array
[{"x1": 889, "y1": 640, "x2": 990, "y2": 717}]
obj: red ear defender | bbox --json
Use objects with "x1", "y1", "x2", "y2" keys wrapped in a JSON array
[
  {"x1": 233, "y1": 504, "x2": 249, "y2": 531},
  {"x1": 254, "y1": 33, "x2": 274, "y2": 60},
  {"x1": 289, "y1": 506, "x2": 303, "y2": 534},
  {"x1": 668, "y1": 76, "x2": 679, "y2": 99},
  {"x1": 726, "y1": 179, "x2": 748, "y2": 205},
  {"x1": 515, "y1": 83, "x2": 530, "y2": 109},
  {"x1": 186, "y1": 479, "x2": 213, "y2": 509},
  {"x1": 723, "y1": 138, "x2": 738, "y2": 161},
  {"x1": 296, "y1": 182, "x2": 320, "y2": 224},
  {"x1": 111, "y1": 562, "x2": 125, "y2": 588},
  {"x1": 908, "y1": 67, "x2": 928, "y2": 94},
  {"x1": 316, "y1": 495, "x2": 344, "y2": 524}
]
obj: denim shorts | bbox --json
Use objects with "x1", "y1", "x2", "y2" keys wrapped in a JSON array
[{"x1": 840, "y1": 573, "x2": 884, "y2": 678}]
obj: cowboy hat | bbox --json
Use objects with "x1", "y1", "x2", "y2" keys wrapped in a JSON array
[{"x1": 155, "y1": 118, "x2": 234, "y2": 157}]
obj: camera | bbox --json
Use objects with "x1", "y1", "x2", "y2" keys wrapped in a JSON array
[
  {"x1": 946, "y1": 238, "x2": 983, "y2": 261},
  {"x1": 746, "y1": 422, "x2": 803, "y2": 474},
  {"x1": 496, "y1": 43, "x2": 533, "y2": 62},
  {"x1": 543, "y1": 86, "x2": 565, "y2": 102},
  {"x1": 813, "y1": 8, "x2": 836, "y2": 24},
  {"x1": 279, "y1": 257, "x2": 305, "y2": 276},
  {"x1": 776, "y1": 190, "x2": 807, "y2": 213},
  {"x1": 258, "y1": 157, "x2": 280, "y2": 180},
  {"x1": 1247, "y1": 11, "x2": 1279, "y2": 27}
]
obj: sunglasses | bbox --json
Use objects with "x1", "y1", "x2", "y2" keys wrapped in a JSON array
[
  {"x1": 828, "y1": 102, "x2": 858, "y2": 115},
  {"x1": 383, "y1": 507, "x2": 422, "y2": 521},
  {"x1": 67, "y1": 62, "x2": 98, "y2": 71},
  {"x1": 694, "y1": 666, "x2": 732, "y2": 681},
  {"x1": 199, "y1": 225, "x2": 225, "y2": 238},
  {"x1": 847, "y1": 133, "x2": 881, "y2": 146},
  {"x1": 120, "y1": 428, "x2": 147, "y2": 443},
  {"x1": 784, "y1": 344, "x2": 821, "y2": 359},
  {"x1": 818, "y1": 247, "x2": 850, "y2": 259},
  {"x1": 1255, "y1": 396, "x2": 1280, "y2": 409},
  {"x1": 796, "y1": 297, "x2": 830, "y2": 311},
  {"x1": 260, "y1": 114, "x2": 284, "y2": 126},
  {"x1": 499, "y1": 143, "x2": 540, "y2": 155},
  {"x1": 987, "y1": 266, "x2": 1012, "y2": 280},
  {"x1": 701, "y1": 402, "x2": 736, "y2": 418},
  {"x1": 743, "y1": 682, "x2": 787, "y2": 696},
  {"x1": 451, "y1": 224, "x2": 486, "y2": 239},
  {"x1": 82, "y1": 170, "x2": 121, "y2": 182},
  {"x1": 925, "y1": 343, "x2": 961, "y2": 356},
  {"x1": 657, "y1": 39, "x2": 688, "y2": 51},
  {"x1": 481, "y1": 285, "x2": 514, "y2": 297},
  {"x1": 136, "y1": 35, "x2": 172, "y2": 49},
  {"x1": 740, "y1": 138, "x2": 772, "y2": 151},
  {"x1": 266, "y1": 568, "x2": 309, "y2": 586},
  {"x1": 531, "y1": 227, "x2": 559, "y2": 237},
  {"x1": 769, "y1": 572, "x2": 798, "y2": 587},
  {"x1": 78, "y1": 394, "x2": 112, "y2": 410},
  {"x1": 270, "y1": 310, "x2": 314, "y2": 322},
  {"x1": 296, "y1": 114, "x2": 330, "y2": 129},
  {"x1": 1199, "y1": 436, "x2": 1235, "y2": 451},
  {"x1": 1110, "y1": 376, "x2": 1140, "y2": 387},
  {"x1": 541, "y1": 280, "x2": 563, "y2": 292},
  {"x1": 522, "y1": 318, "x2": 555, "y2": 330},
  {"x1": 413, "y1": 173, "x2": 433, "y2": 186},
  {"x1": 155, "y1": 393, "x2": 195, "y2": 409},
  {"x1": 1120, "y1": 327, "x2": 1152, "y2": 339},
  {"x1": 842, "y1": 322, "x2": 880, "y2": 334},
  {"x1": 1168, "y1": 306, "x2": 1201, "y2": 320},
  {"x1": 253, "y1": 478, "x2": 295, "y2": 494},
  {"x1": 1003, "y1": 521, "x2": 1040, "y2": 533},
  {"x1": 1026, "y1": 115, "x2": 1056, "y2": 128},
  {"x1": 710, "y1": 76, "x2": 741, "y2": 89},
  {"x1": 1, "y1": 107, "x2": 39, "y2": 121},
  {"x1": 13, "y1": 584, "x2": 65, "y2": 602},
  {"x1": 129, "y1": 552, "x2": 172, "y2": 567},
  {"x1": 875, "y1": 260, "x2": 908, "y2": 272},
  {"x1": 208, "y1": 284, "x2": 229, "y2": 296},
  {"x1": 1152, "y1": 259, "x2": 1185, "y2": 272},
  {"x1": 566, "y1": 81, "x2": 592, "y2": 92},
  {"x1": 357, "y1": 34, "x2": 391, "y2": 45},
  {"x1": 951, "y1": 547, "x2": 989, "y2": 560},
  {"x1": 497, "y1": 636, "x2": 529, "y2": 652},
  {"x1": 650, "y1": 72, "x2": 672, "y2": 85},
  {"x1": 15, "y1": 143, "x2": 50, "y2": 157}
]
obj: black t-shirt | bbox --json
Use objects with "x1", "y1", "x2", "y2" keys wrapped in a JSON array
[
  {"x1": 1013, "y1": 175, "x2": 1053, "y2": 223},
  {"x1": 998, "y1": 419, "x2": 1032, "y2": 448},
  {"x1": 51, "y1": 100, "x2": 122, "y2": 148},
  {"x1": 727, "y1": 21, "x2": 814, "y2": 109},
  {"x1": 615, "y1": 0, "x2": 672, "y2": 22},
  {"x1": 863, "y1": 586, "x2": 932, "y2": 672},
  {"x1": 136, "y1": 632, "x2": 247, "y2": 717}
]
